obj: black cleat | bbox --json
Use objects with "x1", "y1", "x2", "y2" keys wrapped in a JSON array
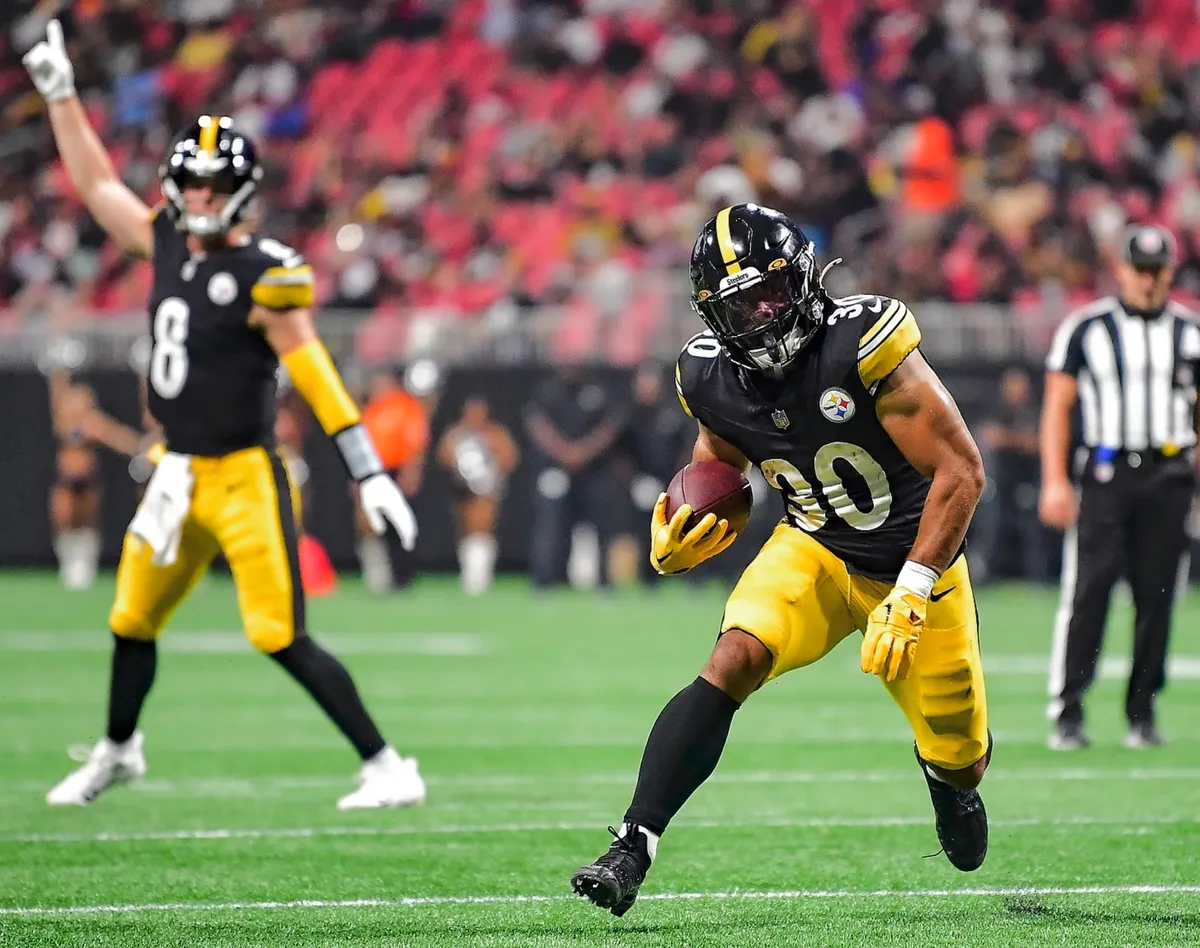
[
  {"x1": 571, "y1": 824, "x2": 654, "y2": 917},
  {"x1": 915, "y1": 744, "x2": 989, "y2": 872}
]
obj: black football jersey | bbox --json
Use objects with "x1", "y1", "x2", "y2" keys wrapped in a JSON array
[
  {"x1": 675, "y1": 294, "x2": 930, "y2": 581},
  {"x1": 145, "y1": 212, "x2": 314, "y2": 456}
]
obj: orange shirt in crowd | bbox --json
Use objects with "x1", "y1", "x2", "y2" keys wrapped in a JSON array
[
  {"x1": 361, "y1": 389, "x2": 429, "y2": 471},
  {"x1": 903, "y1": 117, "x2": 959, "y2": 213}
]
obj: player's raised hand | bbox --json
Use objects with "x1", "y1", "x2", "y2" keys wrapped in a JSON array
[
  {"x1": 23, "y1": 19, "x2": 75, "y2": 103},
  {"x1": 649, "y1": 493, "x2": 735, "y2": 575},
  {"x1": 861, "y1": 587, "x2": 926, "y2": 682},
  {"x1": 359, "y1": 472, "x2": 418, "y2": 551}
]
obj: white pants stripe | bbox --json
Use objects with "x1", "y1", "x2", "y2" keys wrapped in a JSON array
[{"x1": 1046, "y1": 526, "x2": 1078, "y2": 721}]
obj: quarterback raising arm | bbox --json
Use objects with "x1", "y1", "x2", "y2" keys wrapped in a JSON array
[
  {"x1": 24, "y1": 20, "x2": 153, "y2": 259},
  {"x1": 27, "y1": 19, "x2": 423, "y2": 813}
]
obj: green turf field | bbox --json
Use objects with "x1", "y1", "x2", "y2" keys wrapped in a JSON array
[{"x1": 0, "y1": 572, "x2": 1197, "y2": 947}]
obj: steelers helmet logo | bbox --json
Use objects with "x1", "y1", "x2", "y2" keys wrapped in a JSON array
[
  {"x1": 819, "y1": 387, "x2": 855, "y2": 423},
  {"x1": 208, "y1": 272, "x2": 238, "y2": 305}
]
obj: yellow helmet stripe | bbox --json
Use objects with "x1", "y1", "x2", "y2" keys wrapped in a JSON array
[
  {"x1": 198, "y1": 115, "x2": 221, "y2": 153},
  {"x1": 715, "y1": 206, "x2": 742, "y2": 275}
]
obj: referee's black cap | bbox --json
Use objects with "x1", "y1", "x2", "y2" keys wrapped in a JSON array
[{"x1": 1122, "y1": 225, "x2": 1177, "y2": 270}]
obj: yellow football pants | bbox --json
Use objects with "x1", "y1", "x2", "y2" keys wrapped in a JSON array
[
  {"x1": 110, "y1": 446, "x2": 304, "y2": 653},
  {"x1": 722, "y1": 522, "x2": 989, "y2": 770}
]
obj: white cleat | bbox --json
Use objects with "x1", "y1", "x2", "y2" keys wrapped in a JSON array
[
  {"x1": 337, "y1": 747, "x2": 426, "y2": 810},
  {"x1": 46, "y1": 732, "x2": 147, "y2": 806}
]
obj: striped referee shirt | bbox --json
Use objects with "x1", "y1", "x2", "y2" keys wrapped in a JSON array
[{"x1": 1046, "y1": 296, "x2": 1200, "y2": 452}]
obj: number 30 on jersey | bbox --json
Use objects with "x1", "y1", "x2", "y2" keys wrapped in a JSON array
[
  {"x1": 761, "y1": 443, "x2": 893, "y2": 532},
  {"x1": 150, "y1": 297, "x2": 190, "y2": 399}
]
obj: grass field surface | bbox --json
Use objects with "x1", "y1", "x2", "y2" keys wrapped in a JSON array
[{"x1": 0, "y1": 572, "x2": 1197, "y2": 946}]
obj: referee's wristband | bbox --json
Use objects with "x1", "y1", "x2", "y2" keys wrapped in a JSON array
[
  {"x1": 895, "y1": 560, "x2": 940, "y2": 600},
  {"x1": 333, "y1": 423, "x2": 385, "y2": 482}
]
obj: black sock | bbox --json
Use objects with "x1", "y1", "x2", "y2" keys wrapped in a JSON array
[
  {"x1": 269, "y1": 636, "x2": 387, "y2": 760},
  {"x1": 623, "y1": 677, "x2": 741, "y2": 836},
  {"x1": 106, "y1": 634, "x2": 157, "y2": 744}
]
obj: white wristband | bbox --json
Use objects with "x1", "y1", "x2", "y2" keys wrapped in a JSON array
[
  {"x1": 44, "y1": 83, "x2": 75, "y2": 103},
  {"x1": 333, "y1": 423, "x2": 384, "y2": 482},
  {"x1": 895, "y1": 560, "x2": 939, "y2": 599}
]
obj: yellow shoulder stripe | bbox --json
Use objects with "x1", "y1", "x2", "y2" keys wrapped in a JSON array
[
  {"x1": 257, "y1": 263, "x2": 313, "y2": 286},
  {"x1": 858, "y1": 299, "x2": 903, "y2": 350},
  {"x1": 857, "y1": 301, "x2": 920, "y2": 390},
  {"x1": 675, "y1": 362, "x2": 693, "y2": 417},
  {"x1": 252, "y1": 264, "x2": 315, "y2": 310}
]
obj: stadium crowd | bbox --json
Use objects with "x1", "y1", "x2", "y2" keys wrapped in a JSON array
[{"x1": 3, "y1": 0, "x2": 1200, "y2": 361}]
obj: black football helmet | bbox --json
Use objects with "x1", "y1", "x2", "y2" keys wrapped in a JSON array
[
  {"x1": 160, "y1": 115, "x2": 263, "y2": 237},
  {"x1": 690, "y1": 204, "x2": 829, "y2": 375}
]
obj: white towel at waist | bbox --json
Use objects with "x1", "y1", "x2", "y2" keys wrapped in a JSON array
[{"x1": 127, "y1": 452, "x2": 194, "y2": 566}]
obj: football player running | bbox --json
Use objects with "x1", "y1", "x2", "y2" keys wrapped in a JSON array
[
  {"x1": 572, "y1": 204, "x2": 991, "y2": 916},
  {"x1": 26, "y1": 20, "x2": 425, "y2": 810}
]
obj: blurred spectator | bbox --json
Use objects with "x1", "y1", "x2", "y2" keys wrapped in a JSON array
[
  {"x1": 436, "y1": 396, "x2": 520, "y2": 596},
  {"x1": 975, "y1": 366, "x2": 1052, "y2": 584},
  {"x1": 356, "y1": 364, "x2": 433, "y2": 591},
  {"x1": 275, "y1": 389, "x2": 339, "y2": 597},
  {"x1": 612, "y1": 362, "x2": 693, "y2": 586},
  {"x1": 524, "y1": 363, "x2": 625, "y2": 590},
  {"x1": 46, "y1": 365, "x2": 142, "y2": 591},
  {"x1": 6, "y1": 0, "x2": 1200, "y2": 360}
]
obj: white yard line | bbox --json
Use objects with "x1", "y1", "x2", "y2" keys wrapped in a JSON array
[
  {"x1": 1, "y1": 632, "x2": 1197, "y2": 675},
  {"x1": 983, "y1": 655, "x2": 1200, "y2": 679},
  {"x1": 2, "y1": 814, "x2": 1195, "y2": 846},
  {"x1": 3, "y1": 885, "x2": 1200, "y2": 917},
  {"x1": 0, "y1": 630, "x2": 485, "y2": 656},
  {"x1": 7, "y1": 766, "x2": 1200, "y2": 797}
]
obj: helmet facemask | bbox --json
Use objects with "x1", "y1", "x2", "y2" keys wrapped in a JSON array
[
  {"x1": 161, "y1": 132, "x2": 261, "y2": 237},
  {"x1": 692, "y1": 254, "x2": 822, "y2": 376}
]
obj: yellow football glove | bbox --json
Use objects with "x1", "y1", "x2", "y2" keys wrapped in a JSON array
[
  {"x1": 861, "y1": 562, "x2": 938, "y2": 682},
  {"x1": 649, "y1": 493, "x2": 736, "y2": 575}
]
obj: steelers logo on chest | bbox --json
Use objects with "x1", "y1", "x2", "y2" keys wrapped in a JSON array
[
  {"x1": 819, "y1": 387, "x2": 855, "y2": 423},
  {"x1": 207, "y1": 272, "x2": 239, "y2": 306}
]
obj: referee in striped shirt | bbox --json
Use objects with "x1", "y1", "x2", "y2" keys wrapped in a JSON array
[{"x1": 1040, "y1": 225, "x2": 1198, "y2": 751}]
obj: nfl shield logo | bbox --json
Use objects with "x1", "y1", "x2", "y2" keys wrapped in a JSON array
[{"x1": 771, "y1": 408, "x2": 790, "y2": 430}]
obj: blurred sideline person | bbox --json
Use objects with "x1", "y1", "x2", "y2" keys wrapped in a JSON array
[
  {"x1": 976, "y1": 367, "x2": 1051, "y2": 584},
  {"x1": 613, "y1": 363, "x2": 693, "y2": 586},
  {"x1": 436, "y1": 397, "x2": 519, "y2": 595},
  {"x1": 274, "y1": 389, "x2": 310, "y2": 524},
  {"x1": 47, "y1": 366, "x2": 142, "y2": 589},
  {"x1": 275, "y1": 390, "x2": 337, "y2": 597},
  {"x1": 356, "y1": 363, "x2": 435, "y2": 591},
  {"x1": 1040, "y1": 225, "x2": 1198, "y2": 750},
  {"x1": 524, "y1": 364, "x2": 626, "y2": 590},
  {"x1": 25, "y1": 21, "x2": 423, "y2": 810}
]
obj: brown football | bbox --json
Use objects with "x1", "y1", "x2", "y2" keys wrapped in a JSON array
[{"x1": 665, "y1": 460, "x2": 753, "y2": 536}]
